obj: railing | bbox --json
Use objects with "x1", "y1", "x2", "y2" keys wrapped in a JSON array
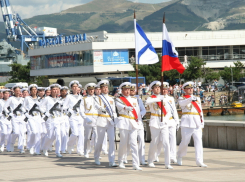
[{"x1": 178, "y1": 54, "x2": 245, "y2": 62}]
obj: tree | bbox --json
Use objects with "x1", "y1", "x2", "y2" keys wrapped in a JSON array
[
  {"x1": 164, "y1": 69, "x2": 181, "y2": 85},
  {"x1": 8, "y1": 62, "x2": 31, "y2": 83},
  {"x1": 182, "y1": 56, "x2": 206, "y2": 81},
  {"x1": 219, "y1": 61, "x2": 245, "y2": 83},
  {"x1": 204, "y1": 68, "x2": 220, "y2": 83}
]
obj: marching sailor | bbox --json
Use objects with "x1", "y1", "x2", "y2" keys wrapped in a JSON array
[
  {"x1": 177, "y1": 81, "x2": 207, "y2": 167},
  {"x1": 59, "y1": 86, "x2": 70, "y2": 154},
  {"x1": 80, "y1": 83, "x2": 97, "y2": 158},
  {"x1": 115, "y1": 82, "x2": 142, "y2": 170},
  {"x1": 45, "y1": 87, "x2": 51, "y2": 97},
  {"x1": 23, "y1": 84, "x2": 43, "y2": 155},
  {"x1": 40, "y1": 84, "x2": 63, "y2": 157},
  {"x1": 93, "y1": 80, "x2": 117, "y2": 167},
  {"x1": 145, "y1": 81, "x2": 173, "y2": 169},
  {"x1": 4, "y1": 85, "x2": 26, "y2": 154},
  {"x1": 63, "y1": 80, "x2": 84, "y2": 156},
  {"x1": 123, "y1": 83, "x2": 147, "y2": 165},
  {"x1": 0, "y1": 89, "x2": 11, "y2": 152},
  {"x1": 155, "y1": 82, "x2": 179, "y2": 163}
]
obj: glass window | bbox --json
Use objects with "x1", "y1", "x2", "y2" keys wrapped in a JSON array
[{"x1": 177, "y1": 48, "x2": 185, "y2": 56}]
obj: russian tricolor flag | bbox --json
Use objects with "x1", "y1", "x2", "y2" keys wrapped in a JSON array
[{"x1": 162, "y1": 23, "x2": 185, "y2": 74}]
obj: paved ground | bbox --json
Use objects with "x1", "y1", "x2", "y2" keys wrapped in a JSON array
[{"x1": 1, "y1": 143, "x2": 245, "y2": 182}]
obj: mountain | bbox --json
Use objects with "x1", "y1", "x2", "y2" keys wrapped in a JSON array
[{"x1": 0, "y1": 0, "x2": 245, "y2": 42}]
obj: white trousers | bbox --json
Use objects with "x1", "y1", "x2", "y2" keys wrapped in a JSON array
[
  {"x1": 94, "y1": 125, "x2": 115, "y2": 163},
  {"x1": 42, "y1": 118, "x2": 62, "y2": 154},
  {"x1": 118, "y1": 128, "x2": 139, "y2": 166},
  {"x1": 156, "y1": 126, "x2": 177, "y2": 160},
  {"x1": 102, "y1": 132, "x2": 108, "y2": 152},
  {"x1": 11, "y1": 116, "x2": 26, "y2": 151},
  {"x1": 84, "y1": 124, "x2": 97, "y2": 155},
  {"x1": 148, "y1": 127, "x2": 170, "y2": 166},
  {"x1": 40, "y1": 121, "x2": 47, "y2": 150},
  {"x1": 61, "y1": 116, "x2": 69, "y2": 153},
  {"x1": 177, "y1": 127, "x2": 203, "y2": 164},
  {"x1": 0, "y1": 119, "x2": 12, "y2": 148},
  {"x1": 27, "y1": 116, "x2": 43, "y2": 153},
  {"x1": 67, "y1": 119, "x2": 84, "y2": 154}
]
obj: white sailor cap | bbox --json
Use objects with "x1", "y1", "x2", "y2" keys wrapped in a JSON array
[
  {"x1": 69, "y1": 80, "x2": 79, "y2": 88},
  {"x1": 149, "y1": 81, "x2": 161, "y2": 89},
  {"x1": 28, "y1": 84, "x2": 38, "y2": 92},
  {"x1": 97, "y1": 80, "x2": 109, "y2": 87},
  {"x1": 119, "y1": 82, "x2": 131, "y2": 90},
  {"x1": 45, "y1": 87, "x2": 51, "y2": 92},
  {"x1": 2, "y1": 89, "x2": 10, "y2": 93},
  {"x1": 130, "y1": 83, "x2": 137, "y2": 91},
  {"x1": 61, "y1": 86, "x2": 69, "y2": 91},
  {"x1": 183, "y1": 81, "x2": 194, "y2": 89},
  {"x1": 78, "y1": 84, "x2": 82, "y2": 89},
  {"x1": 22, "y1": 88, "x2": 29, "y2": 92},
  {"x1": 37, "y1": 87, "x2": 45, "y2": 90},
  {"x1": 50, "y1": 84, "x2": 61, "y2": 89},
  {"x1": 12, "y1": 85, "x2": 23, "y2": 90},
  {"x1": 85, "y1": 83, "x2": 97, "y2": 90},
  {"x1": 162, "y1": 82, "x2": 169, "y2": 88}
]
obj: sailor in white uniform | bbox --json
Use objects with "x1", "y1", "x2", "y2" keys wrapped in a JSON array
[
  {"x1": 0, "y1": 89, "x2": 12, "y2": 152},
  {"x1": 145, "y1": 81, "x2": 173, "y2": 169},
  {"x1": 80, "y1": 83, "x2": 97, "y2": 158},
  {"x1": 40, "y1": 84, "x2": 63, "y2": 157},
  {"x1": 177, "y1": 81, "x2": 207, "y2": 168},
  {"x1": 115, "y1": 82, "x2": 142, "y2": 171},
  {"x1": 4, "y1": 85, "x2": 26, "y2": 154},
  {"x1": 155, "y1": 82, "x2": 179, "y2": 163},
  {"x1": 93, "y1": 80, "x2": 117, "y2": 167},
  {"x1": 23, "y1": 84, "x2": 43, "y2": 155},
  {"x1": 123, "y1": 84, "x2": 147, "y2": 165},
  {"x1": 59, "y1": 86, "x2": 70, "y2": 154},
  {"x1": 63, "y1": 80, "x2": 84, "y2": 156}
]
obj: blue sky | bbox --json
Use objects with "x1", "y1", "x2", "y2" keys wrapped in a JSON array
[{"x1": 1, "y1": 0, "x2": 171, "y2": 20}]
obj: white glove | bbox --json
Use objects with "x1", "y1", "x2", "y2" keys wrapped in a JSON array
[
  {"x1": 24, "y1": 112, "x2": 30, "y2": 119},
  {"x1": 45, "y1": 112, "x2": 50, "y2": 117},
  {"x1": 95, "y1": 105, "x2": 106, "y2": 113},
  {"x1": 176, "y1": 123, "x2": 180, "y2": 131},
  {"x1": 85, "y1": 117, "x2": 92, "y2": 124},
  {"x1": 125, "y1": 106, "x2": 133, "y2": 112},
  {"x1": 192, "y1": 96, "x2": 197, "y2": 101},
  {"x1": 9, "y1": 113, "x2": 13, "y2": 117}
]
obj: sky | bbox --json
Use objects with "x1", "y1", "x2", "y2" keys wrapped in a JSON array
[{"x1": 0, "y1": 0, "x2": 171, "y2": 20}]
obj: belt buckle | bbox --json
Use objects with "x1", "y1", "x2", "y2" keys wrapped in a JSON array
[
  {"x1": 63, "y1": 113, "x2": 66, "y2": 116},
  {"x1": 52, "y1": 115, "x2": 55, "y2": 118},
  {"x1": 34, "y1": 113, "x2": 37, "y2": 116},
  {"x1": 76, "y1": 113, "x2": 79, "y2": 116},
  {"x1": 17, "y1": 114, "x2": 21, "y2": 116}
]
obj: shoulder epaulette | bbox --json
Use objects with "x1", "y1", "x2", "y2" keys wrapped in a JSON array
[
  {"x1": 83, "y1": 96, "x2": 87, "y2": 99},
  {"x1": 131, "y1": 96, "x2": 137, "y2": 99},
  {"x1": 109, "y1": 95, "x2": 114, "y2": 98}
]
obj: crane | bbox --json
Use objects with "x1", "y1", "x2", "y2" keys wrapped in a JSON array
[{"x1": 0, "y1": 0, "x2": 45, "y2": 52}]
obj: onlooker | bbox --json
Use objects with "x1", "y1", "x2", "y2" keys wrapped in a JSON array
[{"x1": 129, "y1": 55, "x2": 135, "y2": 64}]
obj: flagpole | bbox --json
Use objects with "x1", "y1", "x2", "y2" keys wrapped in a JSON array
[
  {"x1": 134, "y1": 10, "x2": 139, "y2": 95},
  {"x1": 161, "y1": 12, "x2": 165, "y2": 123}
]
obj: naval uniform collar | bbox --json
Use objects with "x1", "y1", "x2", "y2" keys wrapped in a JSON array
[
  {"x1": 122, "y1": 95, "x2": 130, "y2": 99},
  {"x1": 102, "y1": 93, "x2": 108, "y2": 97}
]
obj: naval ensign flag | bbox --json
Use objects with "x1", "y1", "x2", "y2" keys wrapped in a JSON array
[{"x1": 134, "y1": 19, "x2": 159, "y2": 65}]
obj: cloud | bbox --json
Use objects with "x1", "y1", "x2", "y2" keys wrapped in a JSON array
[{"x1": 0, "y1": 0, "x2": 171, "y2": 21}]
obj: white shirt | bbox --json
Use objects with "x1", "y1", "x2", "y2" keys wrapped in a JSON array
[{"x1": 115, "y1": 95, "x2": 143, "y2": 130}]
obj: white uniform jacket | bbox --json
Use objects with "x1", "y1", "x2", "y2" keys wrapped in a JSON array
[
  {"x1": 3, "y1": 96, "x2": 24, "y2": 116},
  {"x1": 95, "y1": 94, "x2": 117, "y2": 127},
  {"x1": 162, "y1": 95, "x2": 179, "y2": 127},
  {"x1": 62, "y1": 94, "x2": 83, "y2": 119},
  {"x1": 115, "y1": 95, "x2": 143, "y2": 130},
  {"x1": 145, "y1": 94, "x2": 172, "y2": 129},
  {"x1": 39, "y1": 96, "x2": 62, "y2": 118},
  {"x1": 23, "y1": 96, "x2": 42, "y2": 116},
  {"x1": 80, "y1": 95, "x2": 98, "y2": 127},
  {"x1": 178, "y1": 95, "x2": 204, "y2": 129}
]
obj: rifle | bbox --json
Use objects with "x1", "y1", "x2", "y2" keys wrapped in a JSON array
[
  {"x1": 29, "y1": 103, "x2": 42, "y2": 116},
  {"x1": 73, "y1": 99, "x2": 81, "y2": 112},
  {"x1": 13, "y1": 103, "x2": 23, "y2": 115},
  {"x1": 2, "y1": 106, "x2": 11, "y2": 121},
  {"x1": 49, "y1": 102, "x2": 61, "y2": 116}
]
